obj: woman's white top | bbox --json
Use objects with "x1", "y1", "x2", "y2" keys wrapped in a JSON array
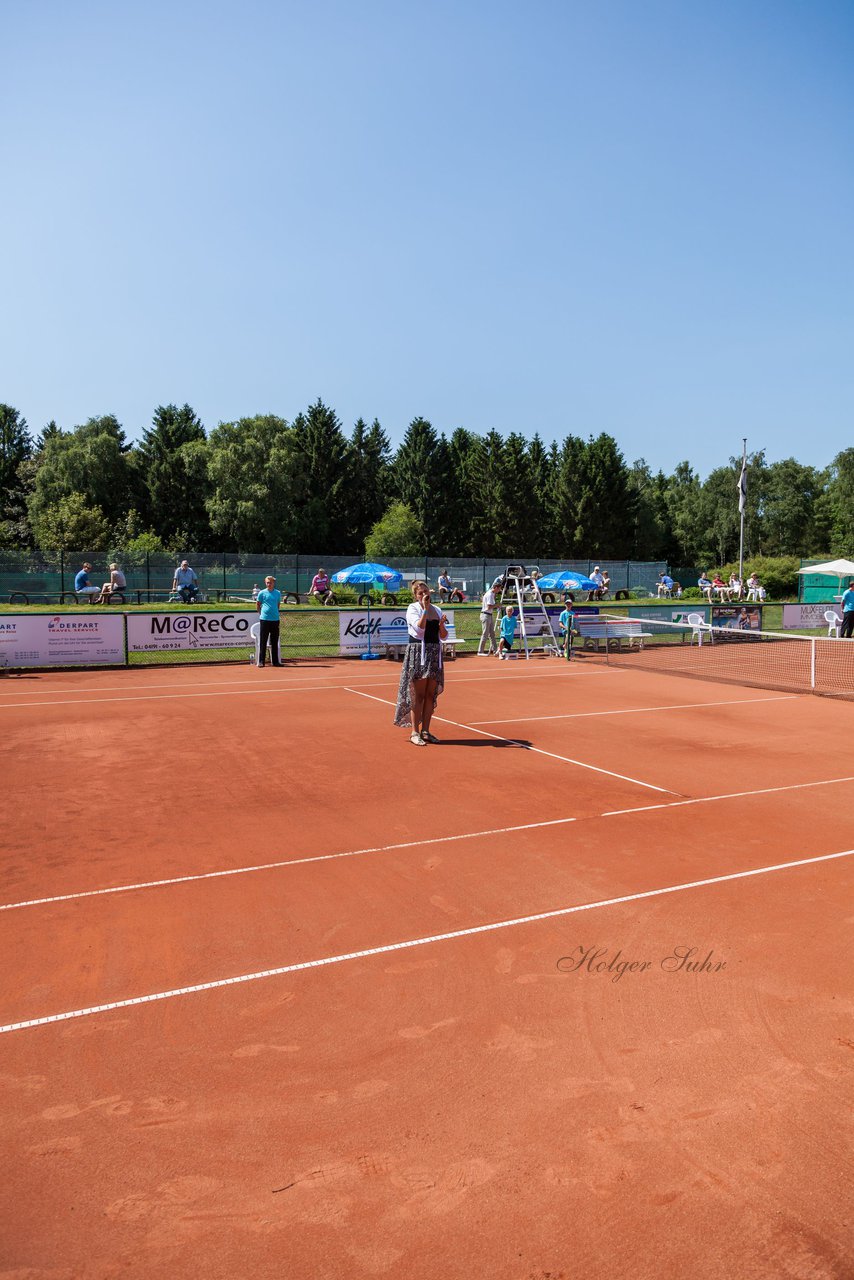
[{"x1": 406, "y1": 602, "x2": 423, "y2": 639}]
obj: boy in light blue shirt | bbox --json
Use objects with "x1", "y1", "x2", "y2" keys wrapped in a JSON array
[
  {"x1": 255, "y1": 575, "x2": 283, "y2": 667},
  {"x1": 558, "y1": 605, "x2": 575, "y2": 658},
  {"x1": 498, "y1": 607, "x2": 517, "y2": 659}
]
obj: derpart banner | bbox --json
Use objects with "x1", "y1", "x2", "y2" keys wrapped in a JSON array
[{"x1": 0, "y1": 614, "x2": 125, "y2": 667}]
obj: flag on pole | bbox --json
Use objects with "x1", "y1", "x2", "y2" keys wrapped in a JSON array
[{"x1": 738, "y1": 456, "x2": 747, "y2": 514}]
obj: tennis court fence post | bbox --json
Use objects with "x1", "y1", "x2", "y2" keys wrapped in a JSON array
[{"x1": 59, "y1": 549, "x2": 65, "y2": 595}]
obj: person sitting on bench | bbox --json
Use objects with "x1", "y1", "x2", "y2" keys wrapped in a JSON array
[
  {"x1": 172, "y1": 560, "x2": 199, "y2": 603},
  {"x1": 74, "y1": 562, "x2": 101, "y2": 602},
  {"x1": 309, "y1": 568, "x2": 333, "y2": 603},
  {"x1": 97, "y1": 563, "x2": 126, "y2": 602},
  {"x1": 437, "y1": 570, "x2": 454, "y2": 601}
]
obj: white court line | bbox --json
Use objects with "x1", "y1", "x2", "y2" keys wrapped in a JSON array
[
  {"x1": 600, "y1": 772, "x2": 854, "y2": 815},
  {"x1": 0, "y1": 667, "x2": 598, "y2": 711},
  {"x1": 346, "y1": 687, "x2": 676, "y2": 795},
  {"x1": 0, "y1": 666, "x2": 590, "y2": 698},
  {"x1": 469, "y1": 693, "x2": 799, "y2": 724},
  {"x1": 4, "y1": 846, "x2": 853, "y2": 1036},
  {"x1": 0, "y1": 817, "x2": 579, "y2": 912},
  {"x1": 4, "y1": 773, "x2": 853, "y2": 914}
]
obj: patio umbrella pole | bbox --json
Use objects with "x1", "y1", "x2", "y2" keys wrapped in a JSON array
[{"x1": 362, "y1": 593, "x2": 381, "y2": 660}]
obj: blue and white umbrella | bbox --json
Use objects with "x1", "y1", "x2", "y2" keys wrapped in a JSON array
[
  {"x1": 332, "y1": 562, "x2": 404, "y2": 590},
  {"x1": 535, "y1": 571, "x2": 598, "y2": 592},
  {"x1": 331, "y1": 562, "x2": 403, "y2": 660}
]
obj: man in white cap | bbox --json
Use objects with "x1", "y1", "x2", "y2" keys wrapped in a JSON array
[{"x1": 589, "y1": 565, "x2": 605, "y2": 600}]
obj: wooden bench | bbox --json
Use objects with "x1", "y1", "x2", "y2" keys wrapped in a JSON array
[
  {"x1": 573, "y1": 617, "x2": 652, "y2": 651},
  {"x1": 376, "y1": 622, "x2": 466, "y2": 661}
]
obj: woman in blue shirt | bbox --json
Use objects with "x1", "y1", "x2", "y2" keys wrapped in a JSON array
[{"x1": 255, "y1": 575, "x2": 283, "y2": 667}]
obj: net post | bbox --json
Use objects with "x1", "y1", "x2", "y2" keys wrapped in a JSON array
[{"x1": 810, "y1": 638, "x2": 816, "y2": 689}]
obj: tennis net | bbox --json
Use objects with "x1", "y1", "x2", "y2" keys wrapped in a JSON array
[{"x1": 592, "y1": 615, "x2": 854, "y2": 700}]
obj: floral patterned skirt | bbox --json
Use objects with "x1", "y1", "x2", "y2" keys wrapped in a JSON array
[{"x1": 393, "y1": 642, "x2": 445, "y2": 727}]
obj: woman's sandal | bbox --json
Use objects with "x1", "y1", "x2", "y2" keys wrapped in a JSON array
[{"x1": 410, "y1": 731, "x2": 426, "y2": 745}]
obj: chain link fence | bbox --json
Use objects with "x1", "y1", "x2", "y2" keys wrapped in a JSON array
[{"x1": 1, "y1": 551, "x2": 676, "y2": 603}]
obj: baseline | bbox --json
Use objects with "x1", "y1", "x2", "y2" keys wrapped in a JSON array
[
  {"x1": 0, "y1": 666, "x2": 602, "y2": 711},
  {"x1": 4, "y1": 847, "x2": 852, "y2": 1037}
]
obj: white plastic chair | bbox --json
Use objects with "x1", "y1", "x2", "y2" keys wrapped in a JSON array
[
  {"x1": 686, "y1": 612, "x2": 707, "y2": 644},
  {"x1": 825, "y1": 611, "x2": 842, "y2": 638}
]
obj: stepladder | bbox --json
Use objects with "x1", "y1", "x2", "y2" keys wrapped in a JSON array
[{"x1": 496, "y1": 566, "x2": 562, "y2": 659}]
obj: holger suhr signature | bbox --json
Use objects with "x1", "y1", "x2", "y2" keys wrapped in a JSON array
[{"x1": 557, "y1": 945, "x2": 726, "y2": 983}]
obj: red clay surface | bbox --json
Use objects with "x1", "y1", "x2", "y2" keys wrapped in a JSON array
[{"x1": 1, "y1": 655, "x2": 853, "y2": 1279}]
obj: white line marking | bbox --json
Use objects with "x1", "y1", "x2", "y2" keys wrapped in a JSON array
[
  {"x1": 469, "y1": 694, "x2": 799, "y2": 724},
  {"x1": 5, "y1": 774, "x2": 854, "y2": 915},
  {"x1": 0, "y1": 817, "x2": 578, "y2": 912},
  {"x1": 0, "y1": 683, "x2": 345, "y2": 709},
  {"x1": 599, "y1": 773, "x2": 854, "y2": 816},
  {"x1": 0, "y1": 666, "x2": 600, "y2": 710},
  {"x1": 4, "y1": 847, "x2": 853, "y2": 1036},
  {"x1": 346, "y1": 687, "x2": 676, "y2": 794}
]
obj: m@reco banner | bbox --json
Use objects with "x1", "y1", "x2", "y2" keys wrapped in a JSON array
[
  {"x1": 0, "y1": 614, "x2": 125, "y2": 668},
  {"x1": 126, "y1": 611, "x2": 253, "y2": 653},
  {"x1": 338, "y1": 610, "x2": 455, "y2": 655}
]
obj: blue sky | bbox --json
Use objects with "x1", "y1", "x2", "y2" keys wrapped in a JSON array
[{"x1": 3, "y1": 0, "x2": 852, "y2": 477}]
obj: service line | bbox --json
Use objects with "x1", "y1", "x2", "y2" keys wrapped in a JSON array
[
  {"x1": 4, "y1": 774, "x2": 853, "y2": 916},
  {"x1": 4, "y1": 846, "x2": 853, "y2": 1036},
  {"x1": 345, "y1": 687, "x2": 676, "y2": 794},
  {"x1": 469, "y1": 693, "x2": 799, "y2": 725}
]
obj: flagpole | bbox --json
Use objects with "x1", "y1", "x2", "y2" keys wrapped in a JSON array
[{"x1": 738, "y1": 438, "x2": 747, "y2": 582}]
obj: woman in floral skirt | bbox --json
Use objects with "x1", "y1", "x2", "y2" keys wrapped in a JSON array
[{"x1": 394, "y1": 581, "x2": 448, "y2": 745}]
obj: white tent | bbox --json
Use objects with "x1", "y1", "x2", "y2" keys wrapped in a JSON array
[
  {"x1": 796, "y1": 559, "x2": 854, "y2": 578},
  {"x1": 797, "y1": 559, "x2": 854, "y2": 601}
]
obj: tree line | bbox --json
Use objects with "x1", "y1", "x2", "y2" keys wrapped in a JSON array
[{"x1": 0, "y1": 400, "x2": 851, "y2": 566}]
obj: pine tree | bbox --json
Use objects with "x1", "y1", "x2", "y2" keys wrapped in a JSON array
[
  {"x1": 467, "y1": 430, "x2": 506, "y2": 556},
  {"x1": 0, "y1": 405, "x2": 33, "y2": 540},
  {"x1": 552, "y1": 435, "x2": 585, "y2": 555},
  {"x1": 574, "y1": 434, "x2": 634, "y2": 558},
  {"x1": 138, "y1": 404, "x2": 210, "y2": 545},
  {"x1": 499, "y1": 433, "x2": 533, "y2": 556},
  {"x1": 443, "y1": 427, "x2": 480, "y2": 554},
  {"x1": 291, "y1": 400, "x2": 350, "y2": 551},
  {"x1": 526, "y1": 434, "x2": 556, "y2": 558},
  {"x1": 345, "y1": 417, "x2": 391, "y2": 550},
  {"x1": 392, "y1": 417, "x2": 448, "y2": 553}
]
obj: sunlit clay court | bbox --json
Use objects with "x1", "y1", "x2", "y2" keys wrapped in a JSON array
[{"x1": 2, "y1": 651, "x2": 852, "y2": 1279}]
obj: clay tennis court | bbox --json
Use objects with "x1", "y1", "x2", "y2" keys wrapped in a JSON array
[{"x1": 2, "y1": 653, "x2": 852, "y2": 1279}]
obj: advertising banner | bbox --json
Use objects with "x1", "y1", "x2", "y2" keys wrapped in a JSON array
[
  {"x1": 338, "y1": 610, "x2": 455, "y2": 655},
  {"x1": 0, "y1": 614, "x2": 125, "y2": 668},
  {"x1": 782, "y1": 603, "x2": 834, "y2": 630},
  {"x1": 711, "y1": 605, "x2": 762, "y2": 632},
  {"x1": 126, "y1": 611, "x2": 254, "y2": 653}
]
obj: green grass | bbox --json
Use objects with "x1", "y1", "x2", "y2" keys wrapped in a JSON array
[{"x1": 0, "y1": 600, "x2": 837, "y2": 671}]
